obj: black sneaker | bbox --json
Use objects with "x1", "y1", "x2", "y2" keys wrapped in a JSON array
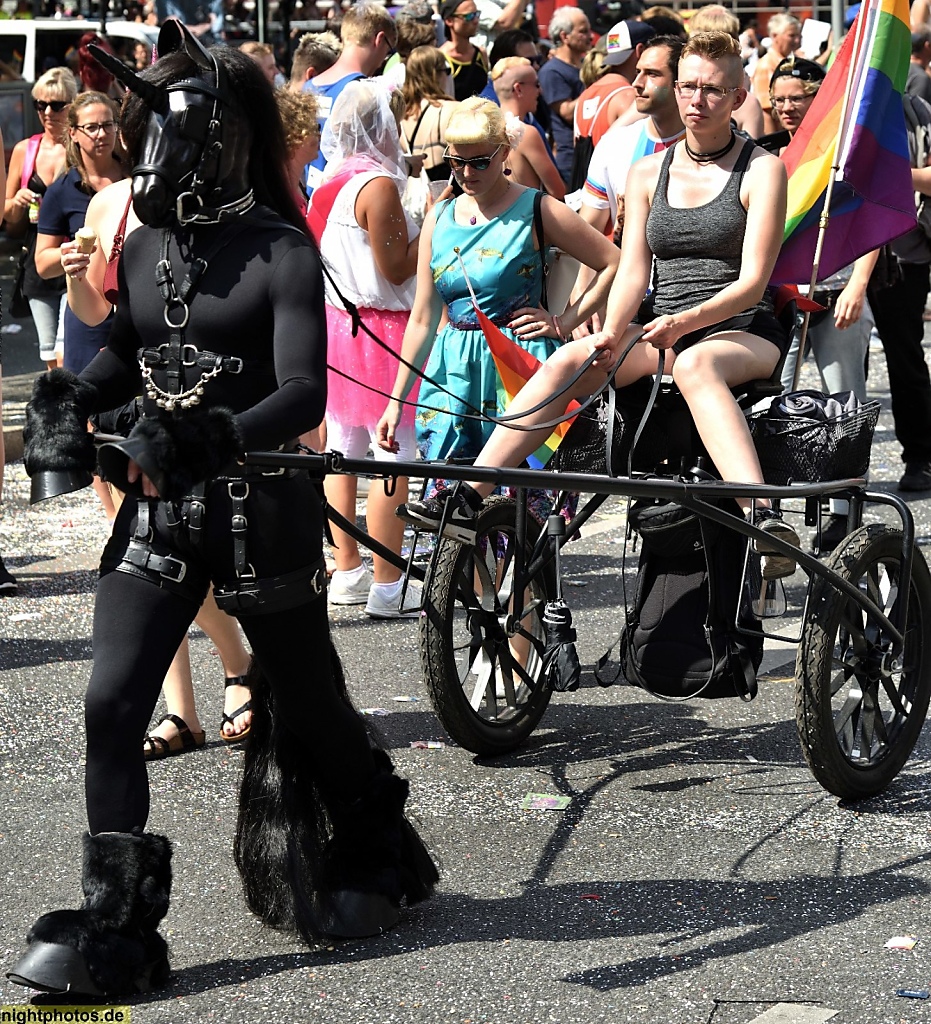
[
  {"x1": 396, "y1": 486, "x2": 481, "y2": 543},
  {"x1": 752, "y1": 507, "x2": 800, "y2": 580},
  {"x1": 899, "y1": 462, "x2": 931, "y2": 492},
  {"x1": 0, "y1": 555, "x2": 18, "y2": 596}
]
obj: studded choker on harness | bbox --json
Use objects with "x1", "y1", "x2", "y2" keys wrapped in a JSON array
[{"x1": 141, "y1": 219, "x2": 251, "y2": 411}]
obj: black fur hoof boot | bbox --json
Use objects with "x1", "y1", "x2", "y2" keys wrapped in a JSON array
[
  {"x1": 323, "y1": 753, "x2": 439, "y2": 940},
  {"x1": 7, "y1": 831, "x2": 172, "y2": 997}
]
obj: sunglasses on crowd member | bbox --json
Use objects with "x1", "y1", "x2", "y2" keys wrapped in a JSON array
[
  {"x1": 34, "y1": 99, "x2": 69, "y2": 113},
  {"x1": 444, "y1": 145, "x2": 502, "y2": 171},
  {"x1": 453, "y1": 10, "x2": 479, "y2": 21}
]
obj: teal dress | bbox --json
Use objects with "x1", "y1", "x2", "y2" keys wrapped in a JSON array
[{"x1": 417, "y1": 188, "x2": 558, "y2": 463}]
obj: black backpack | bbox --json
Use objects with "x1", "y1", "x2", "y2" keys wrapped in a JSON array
[{"x1": 618, "y1": 499, "x2": 764, "y2": 701}]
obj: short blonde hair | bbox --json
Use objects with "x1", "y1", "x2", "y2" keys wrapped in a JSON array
[
  {"x1": 275, "y1": 88, "x2": 319, "y2": 152},
  {"x1": 688, "y1": 5, "x2": 739, "y2": 39},
  {"x1": 490, "y1": 55, "x2": 530, "y2": 81},
  {"x1": 32, "y1": 66, "x2": 78, "y2": 103},
  {"x1": 579, "y1": 46, "x2": 608, "y2": 87},
  {"x1": 341, "y1": 2, "x2": 398, "y2": 48},
  {"x1": 240, "y1": 40, "x2": 274, "y2": 58},
  {"x1": 445, "y1": 96, "x2": 508, "y2": 147},
  {"x1": 680, "y1": 30, "x2": 743, "y2": 86}
]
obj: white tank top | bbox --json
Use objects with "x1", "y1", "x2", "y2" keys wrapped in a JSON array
[{"x1": 319, "y1": 170, "x2": 418, "y2": 312}]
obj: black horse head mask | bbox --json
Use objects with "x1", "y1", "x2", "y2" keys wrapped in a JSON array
[{"x1": 90, "y1": 19, "x2": 253, "y2": 228}]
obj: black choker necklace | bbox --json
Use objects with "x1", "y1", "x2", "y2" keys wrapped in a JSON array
[{"x1": 684, "y1": 132, "x2": 736, "y2": 164}]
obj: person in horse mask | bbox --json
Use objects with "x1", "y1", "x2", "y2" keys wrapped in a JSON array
[{"x1": 10, "y1": 21, "x2": 438, "y2": 1000}]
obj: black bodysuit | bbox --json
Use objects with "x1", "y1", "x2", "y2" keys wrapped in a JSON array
[
  {"x1": 82, "y1": 213, "x2": 328, "y2": 450},
  {"x1": 78, "y1": 212, "x2": 377, "y2": 835}
]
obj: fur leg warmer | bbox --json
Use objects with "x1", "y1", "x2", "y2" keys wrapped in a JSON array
[
  {"x1": 7, "y1": 832, "x2": 172, "y2": 997},
  {"x1": 323, "y1": 750, "x2": 440, "y2": 939},
  {"x1": 97, "y1": 407, "x2": 244, "y2": 501},
  {"x1": 23, "y1": 369, "x2": 98, "y2": 476},
  {"x1": 234, "y1": 652, "x2": 438, "y2": 945}
]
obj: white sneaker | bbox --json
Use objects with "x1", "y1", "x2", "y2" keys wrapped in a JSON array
[
  {"x1": 365, "y1": 579, "x2": 422, "y2": 619},
  {"x1": 329, "y1": 567, "x2": 374, "y2": 605}
]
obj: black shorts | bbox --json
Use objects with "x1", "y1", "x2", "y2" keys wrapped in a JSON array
[{"x1": 633, "y1": 300, "x2": 789, "y2": 356}]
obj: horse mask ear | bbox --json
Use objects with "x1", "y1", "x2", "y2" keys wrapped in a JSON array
[
  {"x1": 88, "y1": 43, "x2": 167, "y2": 112},
  {"x1": 157, "y1": 17, "x2": 214, "y2": 75}
]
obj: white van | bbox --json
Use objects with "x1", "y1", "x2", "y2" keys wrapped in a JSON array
[
  {"x1": 0, "y1": 18, "x2": 158, "y2": 83},
  {"x1": 0, "y1": 19, "x2": 158, "y2": 163}
]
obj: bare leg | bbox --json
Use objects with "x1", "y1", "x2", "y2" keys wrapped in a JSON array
[
  {"x1": 365, "y1": 477, "x2": 409, "y2": 584},
  {"x1": 673, "y1": 332, "x2": 780, "y2": 514},
  {"x1": 91, "y1": 474, "x2": 118, "y2": 524},
  {"x1": 195, "y1": 586, "x2": 253, "y2": 740},
  {"x1": 145, "y1": 634, "x2": 203, "y2": 746},
  {"x1": 325, "y1": 474, "x2": 363, "y2": 572},
  {"x1": 468, "y1": 327, "x2": 648, "y2": 497}
]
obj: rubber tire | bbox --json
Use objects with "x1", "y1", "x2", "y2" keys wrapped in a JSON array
[
  {"x1": 796, "y1": 524, "x2": 931, "y2": 800},
  {"x1": 420, "y1": 496, "x2": 556, "y2": 756}
]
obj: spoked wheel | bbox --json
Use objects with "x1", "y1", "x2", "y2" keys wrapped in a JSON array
[
  {"x1": 420, "y1": 496, "x2": 556, "y2": 755},
  {"x1": 796, "y1": 524, "x2": 931, "y2": 800}
]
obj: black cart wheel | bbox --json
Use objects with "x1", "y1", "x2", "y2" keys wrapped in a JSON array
[
  {"x1": 796, "y1": 524, "x2": 931, "y2": 800},
  {"x1": 420, "y1": 496, "x2": 556, "y2": 755}
]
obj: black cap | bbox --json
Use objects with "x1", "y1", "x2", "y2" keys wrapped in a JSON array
[
  {"x1": 770, "y1": 56, "x2": 826, "y2": 89},
  {"x1": 439, "y1": 0, "x2": 467, "y2": 20}
]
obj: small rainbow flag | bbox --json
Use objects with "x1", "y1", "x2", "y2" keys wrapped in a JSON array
[
  {"x1": 771, "y1": 0, "x2": 915, "y2": 285},
  {"x1": 476, "y1": 309, "x2": 579, "y2": 470}
]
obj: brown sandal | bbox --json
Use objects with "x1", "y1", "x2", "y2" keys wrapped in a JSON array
[
  {"x1": 143, "y1": 713, "x2": 206, "y2": 761},
  {"x1": 219, "y1": 675, "x2": 253, "y2": 744}
]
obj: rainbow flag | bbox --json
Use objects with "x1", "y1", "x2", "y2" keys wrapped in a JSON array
[
  {"x1": 771, "y1": 0, "x2": 915, "y2": 285},
  {"x1": 476, "y1": 309, "x2": 579, "y2": 470}
]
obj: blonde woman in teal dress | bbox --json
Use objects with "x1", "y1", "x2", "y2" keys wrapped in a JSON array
[{"x1": 377, "y1": 96, "x2": 617, "y2": 503}]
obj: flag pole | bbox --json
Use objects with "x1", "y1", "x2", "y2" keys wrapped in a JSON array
[{"x1": 791, "y1": 0, "x2": 873, "y2": 391}]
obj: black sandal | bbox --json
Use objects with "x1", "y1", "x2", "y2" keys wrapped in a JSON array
[
  {"x1": 220, "y1": 675, "x2": 253, "y2": 744},
  {"x1": 143, "y1": 714, "x2": 206, "y2": 761}
]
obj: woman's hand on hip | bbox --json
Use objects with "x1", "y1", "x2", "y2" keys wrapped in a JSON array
[{"x1": 508, "y1": 306, "x2": 560, "y2": 341}]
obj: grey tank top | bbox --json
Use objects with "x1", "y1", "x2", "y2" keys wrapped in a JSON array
[{"x1": 646, "y1": 139, "x2": 771, "y2": 318}]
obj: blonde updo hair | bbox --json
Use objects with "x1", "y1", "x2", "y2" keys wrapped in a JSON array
[{"x1": 445, "y1": 96, "x2": 510, "y2": 148}]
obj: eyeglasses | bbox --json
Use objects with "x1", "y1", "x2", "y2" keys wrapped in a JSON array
[
  {"x1": 772, "y1": 94, "x2": 813, "y2": 107},
  {"x1": 453, "y1": 10, "x2": 479, "y2": 21},
  {"x1": 34, "y1": 99, "x2": 68, "y2": 113},
  {"x1": 75, "y1": 121, "x2": 118, "y2": 136},
  {"x1": 444, "y1": 145, "x2": 502, "y2": 171},
  {"x1": 674, "y1": 81, "x2": 738, "y2": 102}
]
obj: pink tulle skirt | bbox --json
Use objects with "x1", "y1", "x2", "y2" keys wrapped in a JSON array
[{"x1": 325, "y1": 304, "x2": 418, "y2": 430}]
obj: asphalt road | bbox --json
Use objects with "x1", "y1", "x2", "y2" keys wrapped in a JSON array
[{"x1": 1, "y1": 336, "x2": 931, "y2": 1024}]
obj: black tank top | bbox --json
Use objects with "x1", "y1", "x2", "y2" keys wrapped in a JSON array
[
  {"x1": 448, "y1": 47, "x2": 489, "y2": 102},
  {"x1": 24, "y1": 168, "x2": 66, "y2": 299}
]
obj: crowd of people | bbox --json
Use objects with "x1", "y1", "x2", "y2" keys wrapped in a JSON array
[
  {"x1": 0, "y1": 0, "x2": 930, "y2": 662},
  {"x1": 1, "y1": 0, "x2": 931, "y2": 996}
]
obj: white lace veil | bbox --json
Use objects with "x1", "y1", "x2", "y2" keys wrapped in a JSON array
[{"x1": 320, "y1": 78, "x2": 407, "y2": 191}]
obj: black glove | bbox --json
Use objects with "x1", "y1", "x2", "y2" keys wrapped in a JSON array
[
  {"x1": 97, "y1": 407, "x2": 244, "y2": 501},
  {"x1": 23, "y1": 369, "x2": 99, "y2": 478}
]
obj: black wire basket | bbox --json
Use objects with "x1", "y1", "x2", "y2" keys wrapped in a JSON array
[
  {"x1": 748, "y1": 400, "x2": 880, "y2": 485},
  {"x1": 550, "y1": 382, "x2": 669, "y2": 476}
]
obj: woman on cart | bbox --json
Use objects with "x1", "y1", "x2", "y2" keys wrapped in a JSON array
[{"x1": 392, "y1": 30, "x2": 801, "y2": 581}]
